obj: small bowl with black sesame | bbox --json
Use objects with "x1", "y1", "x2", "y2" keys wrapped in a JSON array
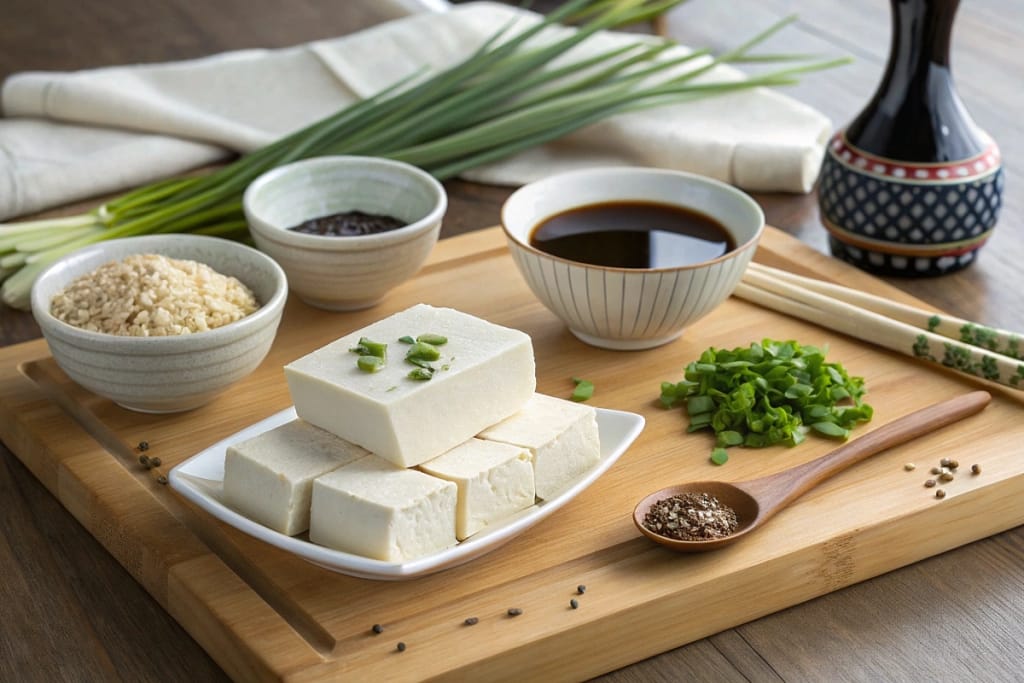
[{"x1": 244, "y1": 155, "x2": 447, "y2": 312}]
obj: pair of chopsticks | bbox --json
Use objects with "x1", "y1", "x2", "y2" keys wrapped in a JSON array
[{"x1": 735, "y1": 262, "x2": 1024, "y2": 392}]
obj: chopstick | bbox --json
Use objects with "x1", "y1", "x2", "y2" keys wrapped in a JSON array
[
  {"x1": 735, "y1": 263, "x2": 1024, "y2": 392},
  {"x1": 748, "y1": 262, "x2": 1023, "y2": 357}
]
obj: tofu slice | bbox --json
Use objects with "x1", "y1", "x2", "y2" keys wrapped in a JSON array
[
  {"x1": 310, "y1": 456, "x2": 457, "y2": 562},
  {"x1": 479, "y1": 393, "x2": 601, "y2": 500},
  {"x1": 223, "y1": 419, "x2": 368, "y2": 535},
  {"x1": 284, "y1": 304, "x2": 535, "y2": 467},
  {"x1": 419, "y1": 438, "x2": 535, "y2": 540}
]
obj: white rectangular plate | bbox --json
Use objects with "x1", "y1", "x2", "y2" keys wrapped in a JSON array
[{"x1": 169, "y1": 406, "x2": 644, "y2": 580}]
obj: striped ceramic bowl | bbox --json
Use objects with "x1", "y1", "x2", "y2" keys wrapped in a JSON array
[{"x1": 501, "y1": 167, "x2": 764, "y2": 350}]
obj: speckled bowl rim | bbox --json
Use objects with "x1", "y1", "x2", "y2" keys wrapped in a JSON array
[
  {"x1": 501, "y1": 166, "x2": 765, "y2": 273},
  {"x1": 30, "y1": 234, "x2": 288, "y2": 352},
  {"x1": 243, "y1": 156, "x2": 447, "y2": 252}
]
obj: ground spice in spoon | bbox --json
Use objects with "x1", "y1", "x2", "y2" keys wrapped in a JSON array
[{"x1": 642, "y1": 492, "x2": 739, "y2": 541}]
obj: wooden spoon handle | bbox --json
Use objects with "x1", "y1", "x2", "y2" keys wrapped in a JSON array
[{"x1": 743, "y1": 391, "x2": 992, "y2": 521}]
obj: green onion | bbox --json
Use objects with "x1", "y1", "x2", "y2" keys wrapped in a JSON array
[
  {"x1": 398, "y1": 335, "x2": 416, "y2": 344},
  {"x1": 0, "y1": 0, "x2": 849, "y2": 310},
  {"x1": 416, "y1": 333, "x2": 448, "y2": 346},
  {"x1": 406, "y1": 341, "x2": 441, "y2": 362},
  {"x1": 710, "y1": 448, "x2": 729, "y2": 465},
  {"x1": 357, "y1": 355, "x2": 385, "y2": 373},
  {"x1": 571, "y1": 377, "x2": 595, "y2": 402},
  {"x1": 356, "y1": 337, "x2": 387, "y2": 359},
  {"x1": 351, "y1": 336, "x2": 387, "y2": 372},
  {"x1": 408, "y1": 367, "x2": 435, "y2": 381},
  {"x1": 660, "y1": 339, "x2": 873, "y2": 460}
]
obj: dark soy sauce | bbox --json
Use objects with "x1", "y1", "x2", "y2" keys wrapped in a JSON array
[{"x1": 529, "y1": 201, "x2": 734, "y2": 269}]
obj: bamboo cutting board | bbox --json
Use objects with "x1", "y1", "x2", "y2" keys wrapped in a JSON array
[{"x1": 1, "y1": 226, "x2": 1022, "y2": 682}]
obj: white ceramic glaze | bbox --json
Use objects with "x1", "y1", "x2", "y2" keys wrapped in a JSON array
[
  {"x1": 243, "y1": 156, "x2": 447, "y2": 311},
  {"x1": 501, "y1": 167, "x2": 765, "y2": 350},
  {"x1": 30, "y1": 235, "x2": 288, "y2": 413},
  {"x1": 169, "y1": 406, "x2": 644, "y2": 580}
]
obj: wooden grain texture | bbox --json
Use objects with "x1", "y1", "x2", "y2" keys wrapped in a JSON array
[
  {"x1": 1, "y1": 226, "x2": 1023, "y2": 682},
  {"x1": 1, "y1": 1, "x2": 1022, "y2": 681}
]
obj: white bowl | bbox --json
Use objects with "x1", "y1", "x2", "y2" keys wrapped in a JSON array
[
  {"x1": 31, "y1": 234, "x2": 288, "y2": 413},
  {"x1": 501, "y1": 167, "x2": 764, "y2": 350},
  {"x1": 243, "y1": 156, "x2": 447, "y2": 311}
]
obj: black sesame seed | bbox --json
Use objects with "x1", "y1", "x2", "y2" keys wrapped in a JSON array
[
  {"x1": 396, "y1": 642, "x2": 406, "y2": 652},
  {"x1": 372, "y1": 624, "x2": 383, "y2": 634},
  {"x1": 463, "y1": 617, "x2": 479, "y2": 626},
  {"x1": 150, "y1": 456, "x2": 162, "y2": 467},
  {"x1": 570, "y1": 599, "x2": 579, "y2": 609},
  {"x1": 576, "y1": 585, "x2": 586, "y2": 595},
  {"x1": 507, "y1": 608, "x2": 523, "y2": 617},
  {"x1": 138, "y1": 441, "x2": 149, "y2": 452},
  {"x1": 156, "y1": 475, "x2": 168, "y2": 485},
  {"x1": 138, "y1": 454, "x2": 151, "y2": 467}
]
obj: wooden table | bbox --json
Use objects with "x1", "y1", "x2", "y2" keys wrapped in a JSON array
[{"x1": 2, "y1": 1, "x2": 1021, "y2": 680}]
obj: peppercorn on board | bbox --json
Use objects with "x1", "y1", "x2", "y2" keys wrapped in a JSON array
[{"x1": 1, "y1": 226, "x2": 1022, "y2": 682}]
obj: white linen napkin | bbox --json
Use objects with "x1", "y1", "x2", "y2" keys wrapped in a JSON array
[{"x1": 0, "y1": 2, "x2": 831, "y2": 221}]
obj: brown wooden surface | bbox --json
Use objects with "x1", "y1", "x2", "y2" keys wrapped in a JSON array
[
  {"x1": 3, "y1": 225, "x2": 1024, "y2": 682},
  {"x1": 1, "y1": 1, "x2": 1022, "y2": 681}
]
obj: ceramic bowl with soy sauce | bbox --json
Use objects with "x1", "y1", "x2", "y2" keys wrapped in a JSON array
[
  {"x1": 501, "y1": 167, "x2": 764, "y2": 350},
  {"x1": 244, "y1": 155, "x2": 447, "y2": 311}
]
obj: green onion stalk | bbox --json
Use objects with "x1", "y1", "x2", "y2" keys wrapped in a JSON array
[{"x1": 0, "y1": 0, "x2": 848, "y2": 309}]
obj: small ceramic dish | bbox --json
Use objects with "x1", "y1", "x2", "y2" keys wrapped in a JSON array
[
  {"x1": 169, "y1": 406, "x2": 645, "y2": 580},
  {"x1": 243, "y1": 155, "x2": 447, "y2": 311},
  {"x1": 501, "y1": 167, "x2": 764, "y2": 350},
  {"x1": 30, "y1": 234, "x2": 287, "y2": 414}
]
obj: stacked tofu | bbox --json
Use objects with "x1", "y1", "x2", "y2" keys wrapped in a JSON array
[{"x1": 222, "y1": 304, "x2": 601, "y2": 562}]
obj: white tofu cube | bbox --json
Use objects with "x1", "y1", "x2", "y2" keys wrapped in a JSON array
[
  {"x1": 419, "y1": 438, "x2": 535, "y2": 540},
  {"x1": 309, "y1": 456, "x2": 457, "y2": 562},
  {"x1": 223, "y1": 419, "x2": 368, "y2": 535},
  {"x1": 479, "y1": 393, "x2": 601, "y2": 500},
  {"x1": 285, "y1": 304, "x2": 535, "y2": 467}
]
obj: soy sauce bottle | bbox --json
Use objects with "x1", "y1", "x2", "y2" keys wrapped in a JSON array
[{"x1": 817, "y1": 0, "x2": 1003, "y2": 276}]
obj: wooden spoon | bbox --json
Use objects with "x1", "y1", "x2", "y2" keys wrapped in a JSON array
[{"x1": 633, "y1": 390, "x2": 992, "y2": 552}]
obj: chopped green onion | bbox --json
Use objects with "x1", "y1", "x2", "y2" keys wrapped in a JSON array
[
  {"x1": 811, "y1": 421, "x2": 850, "y2": 438},
  {"x1": 355, "y1": 337, "x2": 387, "y2": 359},
  {"x1": 571, "y1": 377, "x2": 595, "y2": 402},
  {"x1": 357, "y1": 355, "x2": 385, "y2": 373},
  {"x1": 710, "y1": 448, "x2": 729, "y2": 465},
  {"x1": 398, "y1": 335, "x2": 415, "y2": 344},
  {"x1": 416, "y1": 333, "x2": 448, "y2": 346},
  {"x1": 407, "y1": 341, "x2": 441, "y2": 362},
  {"x1": 659, "y1": 339, "x2": 872, "y2": 461},
  {"x1": 716, "y1": 430, "x2": 744, "y2": 447},
  {"x1": 408, "y1": 367, "x2": 434, "y2": 381}
]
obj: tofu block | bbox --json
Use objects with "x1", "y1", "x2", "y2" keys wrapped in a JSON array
[
  {"x1": 223, "y1": 419, "x2": 368, "y2": 535},
  {"x1": 479, "y1": 393, "x2": 601, "y2": 500},
  {"x1": 310, "y1": 456, "x2": 457, "y2": 562},
  {"x1": 285, "y1": 304, "x2": 536, "y2": 467},
  {"x1": 419, "y1": 438, "x2": 535, "y2": 540}
]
